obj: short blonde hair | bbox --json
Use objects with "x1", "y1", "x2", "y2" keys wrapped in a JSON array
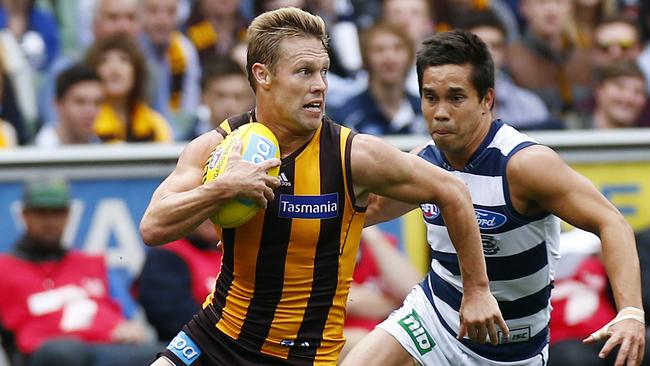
[{"x1": 246, "y1": 7, "x2": 328, "y2": 91}]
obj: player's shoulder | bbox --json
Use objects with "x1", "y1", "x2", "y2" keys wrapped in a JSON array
[{"x1": 507, "y1": 144, "x2": 563, "y2": 180}]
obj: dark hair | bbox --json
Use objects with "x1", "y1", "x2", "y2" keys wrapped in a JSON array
[
  {"x1": 597, "y1": 60, "x2": 646, "y2": 85},
  {"x1": 85, "y1": 33, "x2": 148, "y2": 109},
  {"x1": 56, "y1": 63, "x2": 101, "y2": 101},
  {"x1": 457, "y1": 9, "x2": 507, "y2": 39},
  {"x1": 416, "y1": 29, "x2": 494, "y2": 100},
  {"x1": 201, "y1": 57, "x2": 247, "y2": 91}
]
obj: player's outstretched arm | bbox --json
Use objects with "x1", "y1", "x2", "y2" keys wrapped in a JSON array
[
  {"x1": 508, "y1": 145, "x2": 644, "y2": 365},
  {"x1": 351, "y1": 134, "x2": 508, "y2": 344},
  {"x1": 140, "y1": 131, "x2": 280, "y2": 246}
]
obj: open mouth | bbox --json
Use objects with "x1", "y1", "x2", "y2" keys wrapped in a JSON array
[{"x1": 303, "y1": 102, "x2": 322, "y2": 112}]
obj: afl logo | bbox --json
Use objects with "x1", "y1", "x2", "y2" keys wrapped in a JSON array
[
  {"x1": 475, "y1": 209, "x2": 507, "y2": 229},
  {"x1": 208, "y1": 147, "x2": 224, "y2": 169},
  {"x1": 421, "y1": 203, "x2": 440, "y2": 221}
]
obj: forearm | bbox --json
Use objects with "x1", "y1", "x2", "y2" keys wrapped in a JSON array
[
  {"x1": 600, "y1": 217, "x2": 643, "y2": 310},
  {"x1": 438, "y1": 182, "x2": 489, "y2": 290},
  {"x1": 364, "y1": 195, "x2": 416, "y2": 227},
  {"x1": 141, "y1": 181, "x2": 232, "y2": 246}
]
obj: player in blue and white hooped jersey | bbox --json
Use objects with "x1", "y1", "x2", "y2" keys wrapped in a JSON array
[{"x1": 342, "y1": 30, "x2": 645, "y2": 366}]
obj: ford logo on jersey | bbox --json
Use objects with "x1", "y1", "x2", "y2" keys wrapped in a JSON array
[
  {"x1": 475, "y1": 209, "x2": 507, "y2": 229},
  {"x1": 279, "y1": 193, "x2": 339, "y2": 219},
  {"x1": 421, "y1": 203, "x2": 440, "y2": 221}
]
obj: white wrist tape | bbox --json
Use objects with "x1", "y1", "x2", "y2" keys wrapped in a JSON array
[{"x1": 589, "y1": 307, "x2": 645, "y2": 341}]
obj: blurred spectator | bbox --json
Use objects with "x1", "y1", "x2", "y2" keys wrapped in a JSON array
[
  {"x1": 461, "y1": 9, "x2": 559, "y2": 130},
  {"x1": 34, "y1": 63, "x2": 104, "y2": 147},
  {"x1": 380, "y1": 0, "x2": 434, "y2": 96},
  {"x1": 0, "y1": 0, "x2": 59, "y2": 71},
  {"x1": 0, "y1": 57, "x2": 26, "y2": 145},
  {"x1": 507, "y1": 0, "x2": 592, "y2": 127},
  {"x1": 340, "y1": 226, "x2": 421, "y2": 360},
  {"x1": 38, "y1": 0, "x2": 140, "y2": 129},
  {"x1": 86, "y1": 34, "x2": 173, "y2": 143},
  {"x1": 328, "y1": 22, "x2": 425, "y2": 135},
  {"x1": 139, "y1": 0, "x2": 200, "y2": 139},
  {"x1": 548, "y1": 254, "x2": 617, "y2": 366},
  {"x1": 0, "y1": 179, "x2": 160, "y2": 366},
  {"x1": 570, "y1": 0, "x2": 619, "y2": 49},
  {"x1": 0, "y1": 117, "x2": 16, "y2": 147},
  {"x1": 185, "y1": 0, "x2": 248, "y2": 68},
  {"x1": 435, "y1": 0, "x2": 521, "y2": 43},
  {"x1": 138, "y1": 219, "x2": 222, "y2": 342},
  {"x1": 591, "y1": 15, "x2": 642, "y2": 71},
  {"x1": 185, "y1": 56, "x2": 254, "y2": 140},
  {"x1": 590, "y1": 60, "x2": 647, "y2": 129},
  {"x1": 639, "y1": 0, "x2": 650, "y2": 97}
]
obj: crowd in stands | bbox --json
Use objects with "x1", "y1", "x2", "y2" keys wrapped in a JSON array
[
  {"x1": 0, "y1": 0, "x2": 646, "y2": 150},
  {"x1": 1, "y1": 0, "x2": 650, "y2": 365}
]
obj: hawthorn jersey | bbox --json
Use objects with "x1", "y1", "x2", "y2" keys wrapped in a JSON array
[
  {"x1": 417, "y1": 120, "x2": 561, "y2": 362},
  {"x1": 203, "y1": 110, "x2": 366, "y2": 365}
]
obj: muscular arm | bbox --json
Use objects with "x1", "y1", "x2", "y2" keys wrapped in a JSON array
[
  {"x1": 352, "y1": 134, "x2": 488, "y2": 290},
  {"x1": 140, "y1": 131, "x2": 280, "y2": 246},
  {"x1": 351, "y1": 134, "x2": 507, "y2": 343},
  {"x1": 508, "y1": 145, "x2": 644, "y2": 363}
]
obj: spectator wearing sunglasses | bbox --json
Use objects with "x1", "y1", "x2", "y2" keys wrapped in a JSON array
[{"x1": 591, "y1": 15, "x2": 642, "y2": 71}]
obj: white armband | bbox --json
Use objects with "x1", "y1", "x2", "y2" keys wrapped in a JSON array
[{"x1": 589, "y1": 307, "x2": 645, "y2": 341}]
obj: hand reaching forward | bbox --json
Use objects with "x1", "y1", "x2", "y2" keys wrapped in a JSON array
[
  {"x1": 210, "y1": 138, "x2": 281, "y2": 209},
  {"x1": 583, "y1": 307, "x2": 645, "y2": 366},
  {"x1": 458, "y1": 287, "x2": 509, "y2": 345}
]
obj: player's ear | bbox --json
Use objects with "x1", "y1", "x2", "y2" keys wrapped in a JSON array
[
  {"x1": 482, "y1": 88, "x2": 496, "y2": 113},
  {"x1": 252, "y1": 63, "x2": 272, "y2": 90}
]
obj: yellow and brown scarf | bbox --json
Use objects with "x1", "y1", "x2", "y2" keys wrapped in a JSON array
[{"x1": 167, "y1": 31, "x2": 187, "y2": 112}]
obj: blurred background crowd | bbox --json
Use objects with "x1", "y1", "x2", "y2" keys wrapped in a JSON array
[
  {"x1": 0, "y1": 0, "x2": 650, "y2": 365},
  {"x1": 0, "y1": 0, "x2": 648, "y2": 149}
]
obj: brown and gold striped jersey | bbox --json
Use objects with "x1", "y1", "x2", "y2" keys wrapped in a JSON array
[{"x1": 203, "y1": 110, "x2": 367, "y2": 365}]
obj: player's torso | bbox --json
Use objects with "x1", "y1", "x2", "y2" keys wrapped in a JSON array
[
  {"x1": 418, "y1": 120, "x2": 561, "y2": 361},
  {"x1": 207, "y1": 113, "x2": 366, "y2": 364}
]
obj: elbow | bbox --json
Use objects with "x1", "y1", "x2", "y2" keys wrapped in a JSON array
[{"x1": 140, "y1": 218, "x2": 166, "y2": 247}]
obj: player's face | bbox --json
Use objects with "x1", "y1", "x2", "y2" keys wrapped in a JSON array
[
  {"x1": 267, "y1": 37, "x2": 329, "y2": 133},
  {"x1": 421, "y1": 63, "x2": 493, "y2": 156}
]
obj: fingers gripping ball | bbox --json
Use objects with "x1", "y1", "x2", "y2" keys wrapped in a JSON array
[{"x1": 202, "y1": 123, "x2": 280, "y2": 227}]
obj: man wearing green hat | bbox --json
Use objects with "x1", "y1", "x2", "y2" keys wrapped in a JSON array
[{"x1": 0, "y1": 179, "x2": 161, "y2": 366}]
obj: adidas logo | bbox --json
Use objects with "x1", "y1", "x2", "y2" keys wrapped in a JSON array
[{"x1": 279, "y1": 172, "x2": 292, "y2": 187}]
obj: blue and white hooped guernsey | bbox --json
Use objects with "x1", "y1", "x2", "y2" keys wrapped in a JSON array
[{"x1": 417, "y1": 120, "x2": 561, "y2": 362}]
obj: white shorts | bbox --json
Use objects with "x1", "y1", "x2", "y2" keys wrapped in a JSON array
[{"x1": 377, "y1": 285, "x2": 548, "y2": 366}]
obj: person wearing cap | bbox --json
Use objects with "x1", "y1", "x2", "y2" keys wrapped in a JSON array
[{"x1": 0, "y1": 179, "x2": 161, "y2": 366}]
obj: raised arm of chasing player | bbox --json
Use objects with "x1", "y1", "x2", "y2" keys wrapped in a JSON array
[
  {"x1": 351, "y1": 134, "x2": 508, "y2": 344},
  {"x1": 140, "y1": 131, "x2": 281, "y2": 246}
]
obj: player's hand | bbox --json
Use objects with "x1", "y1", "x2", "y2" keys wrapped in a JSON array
[
  {"x1": 220, "y1": 138, "x2": 281, "y2": 208},
  {"x1": 583, "y1": 318, "x2": 645, "y2": 366},
  {"x1": 458, "y1": 287, "x2": 508, "y2": 345}
]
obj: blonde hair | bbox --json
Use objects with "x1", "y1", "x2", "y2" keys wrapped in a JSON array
[{"x1": 246, "y1": 7, "x2": 328, "y2": 90}]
